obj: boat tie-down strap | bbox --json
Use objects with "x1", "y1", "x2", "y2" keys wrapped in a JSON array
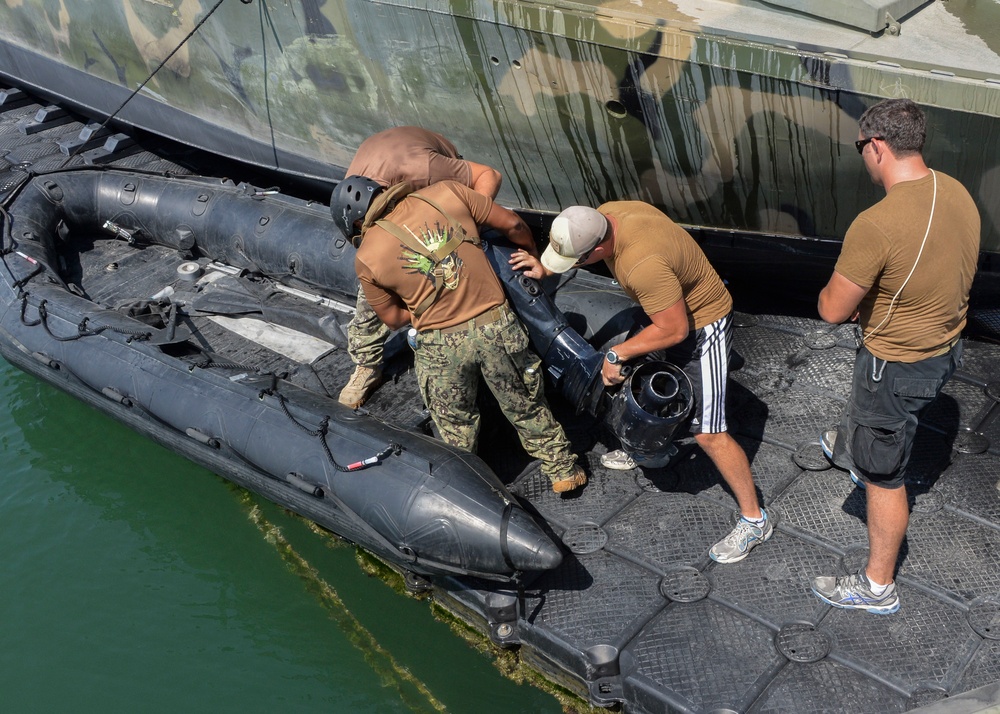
[
  {"x1": 189, "y1": 353, "x2": 264, "y2": 374},
  {"x1": 499, "y1": 501, "x2": 517, "y2": 573}
]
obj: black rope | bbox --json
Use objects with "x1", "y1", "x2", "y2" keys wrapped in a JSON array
[
  {"x1": 97, "y1": 0, "x2": 230, "y2": 132},
  {"x1": 1, "y1": 2, "x2": 237, "y2": 216},
  {"x1": 257, "y1": 0, "x2": 282, "y2": 169},
  {"x1": 10, "y1": 263, "x2": 44, "y2": 291},
  {"x1": 271, "y1": 390, "x2": 399, "y2": 472},
  {"x1": 0, "y1": 205, "x2": 45, "y2": 290},
  {"x1": 274, "y1": 391, "x2": 327, "y2": 437},
  {"x1": 189, "y1": 356, "x2": 260, "y2": 372},
  {"x1": 20, "y1": 296, "x2": 153, "y2": 342},
  {"x1": 180, "y1": 358, "x2": 399, "y2": 473},
  {"x1": 19, "y1": 294, "x2": 40, "y2": 327}
]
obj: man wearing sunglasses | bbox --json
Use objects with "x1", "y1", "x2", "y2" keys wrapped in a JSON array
[
  {"x1": 509, "y1": 202, "x2": 771, "y2": 564},
  {"x1": 813, "y1": 98, "x2": 980, "y2": 613}
]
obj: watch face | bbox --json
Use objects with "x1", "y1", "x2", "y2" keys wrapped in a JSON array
[{"x1": 606, "y1": 349, "x2": 619, "y2": 364}]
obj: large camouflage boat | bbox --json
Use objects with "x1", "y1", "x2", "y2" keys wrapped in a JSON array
[{"x1": 1, "y1": 0, "x2": 999, "y2": 266}]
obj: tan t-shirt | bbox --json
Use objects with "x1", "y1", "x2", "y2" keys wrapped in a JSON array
[
  {"x1": 599, "y1": 201, "x2": 732, "y2": 330},
  {"x1": 836, "y1": 171, "x2": 980, "y2": 362},
  {"x1": 346, "y1": 126, "x2": 473, "y2": 189},
  {"x1": 355, "y1": 182, "x2": 505, "y2": 331}
]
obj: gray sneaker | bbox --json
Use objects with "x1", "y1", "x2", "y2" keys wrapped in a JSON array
[
  {"x1": 819, "y1": 429, "x2": 837, "y2": 458},
  {"x1": 812, "y1": 570, "x2": 900, "y2": 614},
  {"x1": 600, "y1": 449, "x2": 637, "y2": 471},
  {"x1": 820, "y1": 429, "x2": 866, "y2": 490},
  {"x1": 709, "y1": 509, "x2": 773, "y2": 563},
  {"x1": 601, "y1": 446, "x2": 678, "y2": 471}
]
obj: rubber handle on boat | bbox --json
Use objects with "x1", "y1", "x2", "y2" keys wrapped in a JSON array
[{"x1": 285, "y1": 472, "x2": 324, "y2": 498}]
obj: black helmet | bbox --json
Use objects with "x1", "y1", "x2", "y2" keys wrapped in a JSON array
[{"x1": 330, "y1": 175, "x2": 383, "y2": 244}]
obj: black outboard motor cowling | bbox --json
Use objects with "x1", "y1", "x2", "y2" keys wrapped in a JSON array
[
  {"x1": 483, "y1": 239, "x2": 604, "y2": 415},
  {"x1": 482, "y1": 238, "x2": 693, "y2": 462},
  {"x1": 606, "y1": 361, "x2": 693, "y2": 462}
]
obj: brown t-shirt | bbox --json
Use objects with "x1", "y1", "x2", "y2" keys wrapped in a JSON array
[
  {"x1": 836, "y1": 171, "x2": 980, "y2": 362},
  {"x1": 346, "y1": 126, "x2": 473, "y2": 189},
  {"x1": 355, "y1": 182, "x2": 505, "y2": 331},
  {"x1": 599, "y1": 201, "x2": 732, "y2": 330}
]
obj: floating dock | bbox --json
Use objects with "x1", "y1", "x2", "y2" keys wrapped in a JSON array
[
  {"x1": 432, "y1": 310, "x2": 1000, "y2": 712},
  {"x1": 3, "y1": 84, "x2": 999, "y2": 713}
]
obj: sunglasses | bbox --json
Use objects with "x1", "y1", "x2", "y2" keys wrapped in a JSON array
[
  {"x1": 572, "y1": 245, "x2": 597, "y2": 267},
  {"x1": 855, "y1": 136, "x2": 883, "y2": 154}
]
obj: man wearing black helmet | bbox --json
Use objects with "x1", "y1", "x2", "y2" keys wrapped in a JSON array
[
  {"x1": 332, "y1": 127, "x2": 502, "y2": 408},
  {"x1": 342, "y1": 179, "x2": 587, "y2": 494}
]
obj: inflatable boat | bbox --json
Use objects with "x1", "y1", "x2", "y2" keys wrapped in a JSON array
[{"x1": 1, "y1": 168, "x2": 579, "y2": 581}]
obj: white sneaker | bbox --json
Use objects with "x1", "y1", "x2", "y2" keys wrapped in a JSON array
[
  {"x1": 600, "y1": 449, "x2": 637, "y2": 470},
  {"x1": 709, "y1": 510, "x2": 773, "y2": 563},
  {"x1": 601, "y1": 446, "x2": 679, "y2": 470},
  {"x1": 812, "y1": 570, "x2": 899, "y2": 614}
]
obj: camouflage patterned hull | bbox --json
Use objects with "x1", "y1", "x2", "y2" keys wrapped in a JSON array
[{"x1": 1, "y1": 0, "x2": 999, "y2": 254}]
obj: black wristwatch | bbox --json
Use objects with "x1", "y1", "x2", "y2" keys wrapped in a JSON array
[{"x1": 605, "y1": 348, "x2": 622, "y2": 365}]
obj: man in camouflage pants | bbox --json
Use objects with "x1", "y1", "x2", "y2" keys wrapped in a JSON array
[
  {"x1": 338, "y1": 126, "x2": 503, "y2": 408},
  {"x1": 352, "y1": 179, "x2": 587, "y2": 494}
]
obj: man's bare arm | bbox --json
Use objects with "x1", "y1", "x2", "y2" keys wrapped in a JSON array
[
  {"x1": 507, "y1": 249, "x2": 548, "y2": 279},
  {"x1": 602, "y1": 298, "x2": 688, "y2": 385},
  {"x1": 467, "y1": 161, "x2": 503, "y2": 199},
  {"x1": 818, "y1": 270, "x2": 868, "y2": 324},
  {"x1": 484, "y1": 202, "x2": 537, "y2": 256}
]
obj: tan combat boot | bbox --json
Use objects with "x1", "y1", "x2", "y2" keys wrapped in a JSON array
[
  {"x1": 551, "y1": 464, "x2": 587, "y2": 494},
  {"x1": 338, "y1": 365, "x2": 382, "y2": 408}
]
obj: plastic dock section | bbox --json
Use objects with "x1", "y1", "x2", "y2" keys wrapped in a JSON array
[{"x1": 439, "y1": 312, "x2": 1000, "y2": 713}]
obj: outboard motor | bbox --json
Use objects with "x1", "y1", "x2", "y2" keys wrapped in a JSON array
[
  {"x1": 483, "y1": 238, "x2": 605, "y2": 415},
  {"x1": 605, "y1": 361, "x2": 693, "y2": 464},
  {"x1": 482, "y1": 238, "x2": 693, "y2": 463}
]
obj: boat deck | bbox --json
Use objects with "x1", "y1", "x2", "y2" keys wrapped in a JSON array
[{"x1": 3, "y1": 85, "x2": 1000, "y2": 713}]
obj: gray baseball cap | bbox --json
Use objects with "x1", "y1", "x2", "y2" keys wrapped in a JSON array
[{"x1": 540, "y1": 206, "x2": 608, "y2": 273}]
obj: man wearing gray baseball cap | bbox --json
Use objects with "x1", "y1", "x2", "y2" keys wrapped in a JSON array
[{"x1": 510, "y1": 202, "x2": 770, "y2": 564}]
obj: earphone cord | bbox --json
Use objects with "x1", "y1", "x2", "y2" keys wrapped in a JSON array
[{"x1": 862, "y1": 169, "x2": 937, "y2": 345}]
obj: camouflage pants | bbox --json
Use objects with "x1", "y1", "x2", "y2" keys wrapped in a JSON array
[
  {"x1": 413, "y1": 305, "x2": 577, "y2": 483},
  {"x1": 347, "y1": 287, "x2": 391, "y2": 369}
]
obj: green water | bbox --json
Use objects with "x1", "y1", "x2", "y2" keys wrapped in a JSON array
[{"x1": 0, "y1": 358, "x2": 564, "y2": 713}]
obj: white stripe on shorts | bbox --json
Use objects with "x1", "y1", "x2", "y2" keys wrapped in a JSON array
[{"x1": 696, "y1": 314, "x2": 732, "y2": 434}]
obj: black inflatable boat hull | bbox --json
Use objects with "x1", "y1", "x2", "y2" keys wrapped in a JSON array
[{"x1": 1, "y1": 169, "x2": 565, "y2": 580}]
